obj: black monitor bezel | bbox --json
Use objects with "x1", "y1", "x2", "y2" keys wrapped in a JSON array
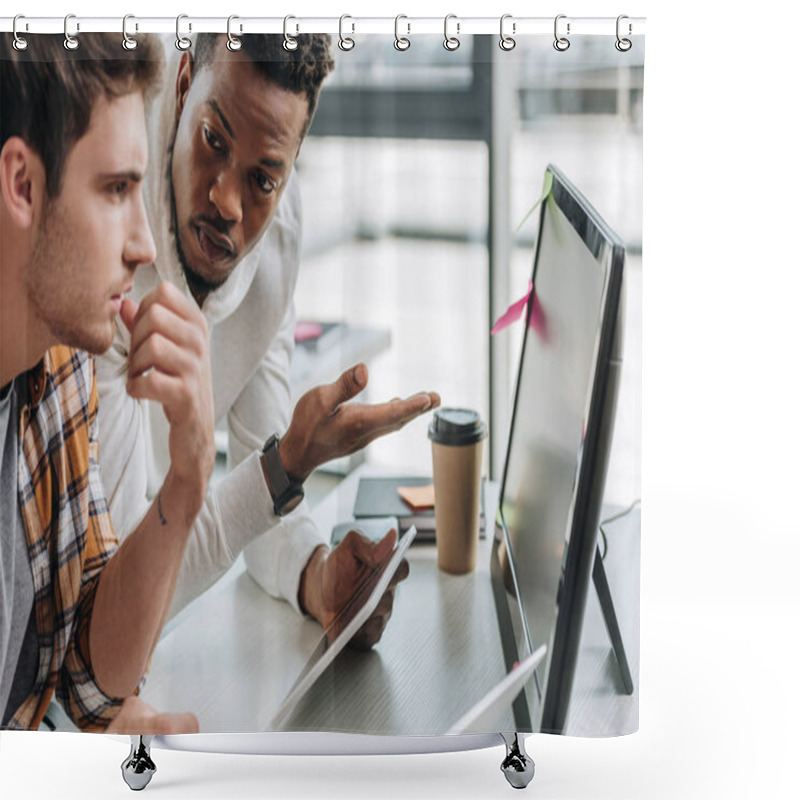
[{"x1": 492, "y1": 164, "x2": 625, "y2": 734}]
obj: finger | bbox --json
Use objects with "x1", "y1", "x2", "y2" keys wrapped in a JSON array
[
  {"x1": 350, "y1": 615, "x2": 385, "y2": 651},
  {"x1": 127, "y1": 368, "x2": 191, "y2": 411},
  {"x1": 387, "y1": 557, "x2": 410, "y2": 587},
  {"x1": 134, "y1": 280, "x2": 204, "y2": 328},
  {"x1": 128, "y1": 332, "x2": 194, "y2": 380},
  {"x1": 373, "y1": 588, "x2": 395, "y2": 620},
  {"x1": 149, "y1": 711, "x2": 200, "y2": 735},
  {"x1": 120, "y1": 297, "x2": 139, "y2": 334},
  {"x1": 128, "y1": 301, "x2": 204, "y2": 361},
  {"x1": 323, "y1": 363, "x2": 369, "y2": 410},
  {"x1": 336, "y1": 394, "x2": 439, "y2": 450},
  {"x1": 343, "y1": 527, "x2": 397, "y2": 568},
  {"x1": 111, "y1": 711, "x2": 200, "y2": 735}
]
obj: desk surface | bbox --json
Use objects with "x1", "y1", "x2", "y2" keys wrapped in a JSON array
[{"x1": 142, "y1": 467, "x2": 639, "y2": 737}]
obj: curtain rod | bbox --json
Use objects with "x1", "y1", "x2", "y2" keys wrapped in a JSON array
[{"x1": 1, "y1": 16, "x2": 646, "y2": 37}]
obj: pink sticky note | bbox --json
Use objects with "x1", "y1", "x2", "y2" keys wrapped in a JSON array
[
  {"x1": 528, "y1": 292, "x2": 548, "y2": 341},
  {"x1": 491, "y1": 281, "x2": 533, "y2": 335},
  {"x1": 491, "y1": 281, "x2": 548, "y2": 341}
]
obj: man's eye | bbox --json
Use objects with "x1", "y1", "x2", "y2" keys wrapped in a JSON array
[
  {"x1": 110, "y1": 181, "x2": 128, "y2": 197},
  {"x1": 255, "y1": 171, "x2": 277, "y2": 195},
  {"x1": 204, "y1": 126, "x2": 225, "y2": 153}
]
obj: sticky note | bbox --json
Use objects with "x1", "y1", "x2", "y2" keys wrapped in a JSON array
[{"x1": 398, "y1": 484, "x2": 435, "y2": 510}]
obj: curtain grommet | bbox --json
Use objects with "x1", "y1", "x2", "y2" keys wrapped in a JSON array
[
  {"x1": 227, "y1": 15, "x2": 242, "y2": 52},
  {"x1": 615, "y1": 15, "x2": 632, "y2": 52},
  {"x1": 443, "y1": 14, "x2": 460, "y2": 52},
  {"x1": 394, "y1": 15, "x2": 410, "y2": 51},
  {"x1": 63, "y1": 13, "x2": 79, "y2": 51},
  {"x1": 175, "y1": 14, "x2": 192, "y2": 51},
  {"x1": 13, "y1": 15, "x2": 29, "y2": 51},
  {"x1": 554, "y1": 14, "x2": 570, "y2": 52}
]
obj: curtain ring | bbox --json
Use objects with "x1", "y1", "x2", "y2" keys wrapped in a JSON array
[
  {"x1": 175, "y1": 14, "x2": 191, "y2": 51},
  {"x1": 12, "y1": 15, "x2": 28, "y2": 51},
  {"x1": 394, "y1": 15, "x2": 410, "y2": 51},
  {"x1": 499, "y1": 14, "x2": 516, "y2": 51},
  {"x1": 122, "y1": 15, "x2": 138, "y2": 51},
  {"x1": 227, "y1": 15, "x2": 242, "y2": 51},
  {"x1": 615, "y1": 14, "x2": 632, "y2": 52},
  {"x1": 283, "y1": 15, "x2": 298, "y2": 51},
  {"x1": 443, "y1": 14, "x2": 460, "y2": 51},
  {"x1": 553, "y1": 14, "x2": 570, "y2": 52},
  {"x1": 63, "y1": 13, "x2": 79, "y2": 51},
  {"x1": 338, "y1": 14, "x2": 355, "y2": 51}
]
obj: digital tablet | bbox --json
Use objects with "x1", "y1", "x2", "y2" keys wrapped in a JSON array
[{"x1": 271, "y1": 526, "x2": 418, "y2": 728}]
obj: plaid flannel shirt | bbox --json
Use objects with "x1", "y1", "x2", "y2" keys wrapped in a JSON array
[{"x1": 4, "y1": 346, "x2": 124, "y2": 731}]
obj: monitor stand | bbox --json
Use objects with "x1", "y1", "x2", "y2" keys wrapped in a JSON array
[{"x1": 592, "y1": 544, "x2": 634, "y2": 695}]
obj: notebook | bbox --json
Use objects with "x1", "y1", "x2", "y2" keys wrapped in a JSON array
[{"x1": 353, "y1": 476, "x2": 486, "y2": 542}]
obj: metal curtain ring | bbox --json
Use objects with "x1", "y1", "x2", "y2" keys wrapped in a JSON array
[
  {"x1": 499, "y1": 14, "x2": 516, "y2": 51},
  {"x1": 283, "y1": 15, "x2": 298, "y2": 51},
  {"x1": 443, "y1": 14, "x2": 460, "y2": 51},
  {"x1": 122, "y1": 14, "x2": 138, "y2": 51},
  {"x1": 338, "y1": 14, "x2": 355, "y2": 51},
  {"x1": 615, "y1": 14, "x2": 632, "y2": 52},
  {"x1": 227, "y1": 15, "x2": 242, "y2": 51},
  {"x1": 12, "y1": 15, "x2": 28, "y2": 51},
  {"x1": 175, "y1": 14, "x2": 191, "y2": 50},
  {"x1": 63, "y1": 13, "x2": 79, "y2": 51},
  {"x1": 394, "y1": 15, "x2": 410, "y2": 50},
  {"x1": 553, "y1": 14, "x2": 570, "y2": 52}
]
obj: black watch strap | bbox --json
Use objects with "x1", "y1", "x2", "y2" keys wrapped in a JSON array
[{"x1": 261, "y1": 434, "x2": 304, "y2": 516}]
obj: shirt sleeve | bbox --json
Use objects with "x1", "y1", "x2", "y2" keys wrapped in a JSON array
[
  {"x1": 231, "y1": 302, "x2": 327, "y2": 614},
  {"x1": 56, "y1": 357, "x2": 126, "y2": 731}
]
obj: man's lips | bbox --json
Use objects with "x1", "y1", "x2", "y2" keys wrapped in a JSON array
[
  {"x1": 195, "y1": 222, "x2": 235, "y2": 264},
  {"x1": 111, "y1": 284, "x2": 133, "y2": 314}
]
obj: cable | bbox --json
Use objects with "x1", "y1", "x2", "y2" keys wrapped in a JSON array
[{"x1": 599, "y1": 498, "x2": 640, "y2": 561}]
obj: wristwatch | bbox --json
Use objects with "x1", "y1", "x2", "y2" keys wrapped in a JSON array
[{"x1": 260, "y1": 433, "x2": 304, "y2": 516}]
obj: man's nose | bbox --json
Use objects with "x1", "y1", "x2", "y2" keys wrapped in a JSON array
[
  {"x1": 208, "y1": 170, "x2": 243, "y2": 225},
  {"x1": 124, "y1": 193, "x2": 157, "y2": 268}
]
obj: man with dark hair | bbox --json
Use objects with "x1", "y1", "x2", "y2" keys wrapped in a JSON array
[
  {"x1": 96, "y1": 33, "x2": 439, "y2": 647},
  {"x1": 0, "y1": 34, "x2": 212, "y2": 732}
]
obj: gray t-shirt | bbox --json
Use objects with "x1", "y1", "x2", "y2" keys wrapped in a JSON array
[{"x1": 0, "y1": 380, "x2": 38, "y2": 725}]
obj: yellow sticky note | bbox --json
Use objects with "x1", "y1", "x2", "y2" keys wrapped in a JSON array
[{"x1": 398, "y1": 484, "x2": 435, "y2": 511}]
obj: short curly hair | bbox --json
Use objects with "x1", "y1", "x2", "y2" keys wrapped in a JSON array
[{"x1": 192, "y1": 33, "x2": 334, "y2": 140}]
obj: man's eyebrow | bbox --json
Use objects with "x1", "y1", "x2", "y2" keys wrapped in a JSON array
[
  {"x1": 209, "y1": 99, "x2": 235, "y2": 140},
  {"x1": 98, "y1": 170, "x2": 144, "y2": 183},
  {"x1": 260, "y1": 157, "x2": 285, "y2": 171}
]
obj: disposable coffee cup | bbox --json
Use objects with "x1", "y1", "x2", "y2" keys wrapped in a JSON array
[{"x1": 428, "y1": 408, "x2": 487, "y2": 574}]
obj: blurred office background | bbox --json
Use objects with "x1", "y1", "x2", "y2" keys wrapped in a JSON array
[{"x1": 293, "y1": 35, "x2": 642, "y2": 509}]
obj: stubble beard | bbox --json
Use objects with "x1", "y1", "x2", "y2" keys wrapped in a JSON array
[
  {"x1": 27, "y1": 197, "x2": 114, "y2": 355},
  {"x1": 168, "y1": 147, "x2": 227, "y2": 306}
]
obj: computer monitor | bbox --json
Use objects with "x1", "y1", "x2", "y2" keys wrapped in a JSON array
[{"x1": 492, "y1": 164, "x2": 625, "y2": 734}]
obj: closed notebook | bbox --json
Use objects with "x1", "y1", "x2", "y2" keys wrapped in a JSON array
[{"x1": 353, "y1": 476, "x2": 486, "y2": 540}]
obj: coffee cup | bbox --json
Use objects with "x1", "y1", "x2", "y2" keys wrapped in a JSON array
[{"x1": 428, "y1": 408, "x2": 487, "y2": 574}]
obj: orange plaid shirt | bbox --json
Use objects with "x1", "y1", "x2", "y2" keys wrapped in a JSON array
[{"x1": 4, "y1": 346, "x2": 124, "y2": 731}]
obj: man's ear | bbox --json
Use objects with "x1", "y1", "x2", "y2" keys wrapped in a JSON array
[
  {"x1": 0, "y1": 138, "x2": 40, "y2": 230},
  {"x1": 175, "y1": 50, "x2": 194, "y2": 122}
]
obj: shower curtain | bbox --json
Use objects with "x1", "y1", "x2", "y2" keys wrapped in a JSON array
[{"x1": 0, "y1": 14, "x2": 643, "y2": 780}]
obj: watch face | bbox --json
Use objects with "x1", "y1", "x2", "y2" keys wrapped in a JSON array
[{"x1": 279, "y1": 488, "x2": 304, "y2": 516}]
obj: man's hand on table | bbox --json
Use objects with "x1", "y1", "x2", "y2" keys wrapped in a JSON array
[
  {"x1": 278, "y1": 362, "x2": 440, "y2": 484},
  {"x1": 105, "y1": 696, "x2": 199, "y2": 734},
  {"x1": 299, "y1": 529, "x2": 410, "y2": 651}
]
